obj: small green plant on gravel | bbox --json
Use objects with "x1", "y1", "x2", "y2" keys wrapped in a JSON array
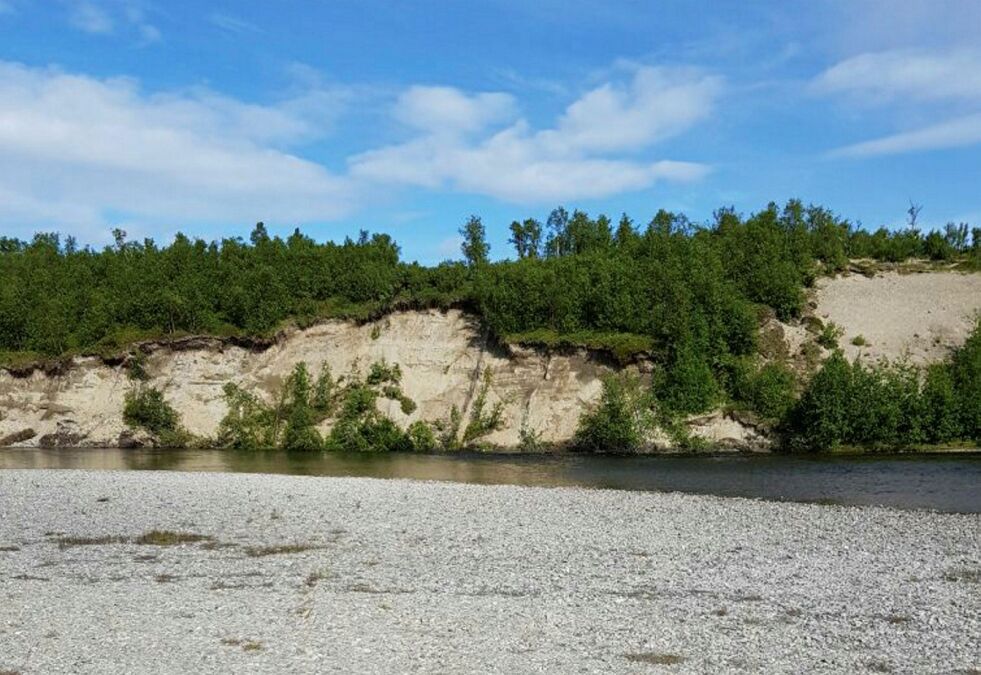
[{"x1": 851, "y1": 334, "x2": 868, "y2": 346}]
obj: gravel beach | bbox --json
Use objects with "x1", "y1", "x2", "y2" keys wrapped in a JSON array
[{"x1": 0, "y1": 470, "x2": 978, "y2": 674}]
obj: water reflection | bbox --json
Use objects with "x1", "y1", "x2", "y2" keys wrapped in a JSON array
[{"x1": 1, "y1": 447, "x2": 979, "y2": 513}]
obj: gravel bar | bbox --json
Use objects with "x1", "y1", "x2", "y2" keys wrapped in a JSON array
[{"x1": 0, "y1": 469, "x2": 978, "y2": 674}]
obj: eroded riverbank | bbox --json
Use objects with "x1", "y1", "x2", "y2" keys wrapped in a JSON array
[{"x1": 1, "y1": 470, "x2": 978, "y2": 673}]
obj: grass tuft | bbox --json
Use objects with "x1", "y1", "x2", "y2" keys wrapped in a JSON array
[
  {"x1": 134, "y1": 530, "x2": 212, "y2": 546},
  {"x1": 624, "y1": 652, "x2": 685, "y2": 665},
  {"x1": 244, "y1": 543, "x2": 320, "y2": 558}
]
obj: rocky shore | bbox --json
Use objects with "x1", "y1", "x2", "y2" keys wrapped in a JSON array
[{"x1": 0, "y1": 470, "x2": 978, "y2": 673}]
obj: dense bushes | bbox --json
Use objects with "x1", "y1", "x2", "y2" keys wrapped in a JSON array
[
  {"x1": 783, "y1": 321, "x2": 981, "y2": 451},
  {"x1": 4, "y1": 200, "x2": 980, "y2": 452}
]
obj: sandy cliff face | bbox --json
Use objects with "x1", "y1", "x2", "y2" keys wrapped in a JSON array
[{"x1": 0, "y1": 310, "x2": 621, "y2": 449}]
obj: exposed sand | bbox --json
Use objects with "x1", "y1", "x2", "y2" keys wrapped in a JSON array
[{"x1": 815, "y1": 271, "x2": 981, "y2": 365}]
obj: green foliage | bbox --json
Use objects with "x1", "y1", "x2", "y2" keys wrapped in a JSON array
[
  {"x1": 817, "y1": 321, "x2": 844, "y2": 349},
  {"x1": 367, "y1": 359, "x2": 402, "y2": 385},
  {"x1": 123, "y1": 386, "x2": 189, "y2": 447},
  {"x1": 280, "y1": 363, "x2": 323, "y2": 451},
  {"x1": 949, "y1": 319, "x2": 981, "y2": 440},
  {"x1": 460, "y1": 215, "x2": 489, "y2": 268},
  {"x1": 783, "y1": 322, "x2": 981, "y2": 451},
  {"x1": 574, "y1": 372, "x2": 654, "y2": 452},
  {"x1": 850, "y1": 335, "x2": 868, "y2": 347},
  {"x1": 462, "y1": 368, "x2": 505, "y2": 446},
  {"x1": 733, "y1": 360, "x2": 796, "y2": 421},
  {"x1": 783, "y1": 352, "x2": 855, "y2": 451},
  {"x1": 126, "y1": 351, "x2": 150, "y2": 381},
  {"x1": 4, "y1": 200, "x2": 979, "y2": 454},
  {"x1": 407, "y1": 420, "x2": 438, "y2": 452},
  {"x1": 434, "y1": 405, "x2": 463, "y2": 451},
  {"x1": 216, "y1": 383, "x2": 278, "y2": 450}
]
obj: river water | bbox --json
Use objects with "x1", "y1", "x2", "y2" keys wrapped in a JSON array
[{"x1": 2, "y1": 448, "x2": 979, "y2": 513}]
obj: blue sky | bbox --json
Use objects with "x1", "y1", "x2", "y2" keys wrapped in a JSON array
[{"x1": 0, "y1": 0, "x2": 979, "y2": 262}]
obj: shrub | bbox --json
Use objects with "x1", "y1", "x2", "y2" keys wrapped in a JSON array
[
  {"x1": 123, "y1": 387, "x2": 180, "y2": 436},
  {"x1": 407, "y1": 420, "x2": 437, "y2": 452},
  {"x1": 574, "y1": 372, "x2": 654, "y2": 452},
  {"x1": 851, "y1": 335, "x2": 868, "y2": 346},
  {"x1": 736, "y1": 361, "x2": 796, "y2": 421},
  {"x1": 921, "y1": 364, "x2": 961, "y2": 443},
  {"x1": 216, "y1": 383, "x2": 277, "y2": 450},
  {"x1": 950, "y1": 319, "x2": 981, "y2": 440},
  {"x1": 817, "y1": 321, "x2": 844, "y2": 349},
  {"x1": 783, "y1": 352, "x2": 853, "y2": 451},
  {"x1": 461, "y1": 369, "x2": 505, "y2": 446}
]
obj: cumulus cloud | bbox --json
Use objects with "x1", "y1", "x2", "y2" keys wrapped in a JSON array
[
  {"x1": 350, "y1": 66, "x2": 718, "y2": 203},
  {"x1": 0, "y1": 62, "x2": 356, "y2": 236},
  {"x1": 812, "y1": 48, "x2": 981, "y2": 103}
]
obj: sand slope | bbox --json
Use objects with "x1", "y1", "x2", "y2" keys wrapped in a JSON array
[{"x1": 815, "y1": 271, "x2": 981, "y2": 365}]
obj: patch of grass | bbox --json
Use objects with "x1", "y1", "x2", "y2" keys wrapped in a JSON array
[
  {"x1": 244, "y1": 543, "x2": 320, "y2": 558},
  {"x1": 220, "y1": 637, "x2": 263, "y2": 652},
  {"x1": 506, "y1": 329, "x2": 652, "y2": 364},
  {"x1": 200, "y1": 540, "x2": 238, "y2": 551},
  {"x1": 624, "y1": 652, "x2": 685, "y2": 665},
  {"x1": 134, "y1": 530, "x2": 212, "y2": 546},
  {"x1": 851, "y1": 334, "x2": 869, "y2": 346},
  {"x1": 943, "y1": 568, "x2": 980, "y2": 583}
]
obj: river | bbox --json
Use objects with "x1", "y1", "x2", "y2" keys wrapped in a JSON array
[{"x1": 2, "y1": 448, "x2": 978, "y2": 513}]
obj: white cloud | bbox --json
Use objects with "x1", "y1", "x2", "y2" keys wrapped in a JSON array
[
  {"x1": 0, "y1": 62, "x2": 356, "y2": 236},
  {"x1": 829, "y1": 112, "x2": 981, "y2": 158},
  {"x1": 395, "y1": 86, "x2": 516, "y2": 134},
  {"x1": 68, "y1": 1, "x2": 113, "y2": 34},
  {"x1": 350, "y1": 66, "x2": 718, "y2": 203},
  {"x1": 815, "y1": 48, "x2": 981, "y2": 157},
  {"x1": 812, "y1": 48, "x2": 981, "y2": 103},
  {"x1": 209, "y1": 13, "x2": 261, "y2": 34},
  {"x1": 65, "y1": 1, "x2": 162, "y2": 44}
]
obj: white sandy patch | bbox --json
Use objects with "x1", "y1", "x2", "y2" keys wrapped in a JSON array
[{"x1": 815, "y1": 272, "x2": 981, "y2": 365}]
